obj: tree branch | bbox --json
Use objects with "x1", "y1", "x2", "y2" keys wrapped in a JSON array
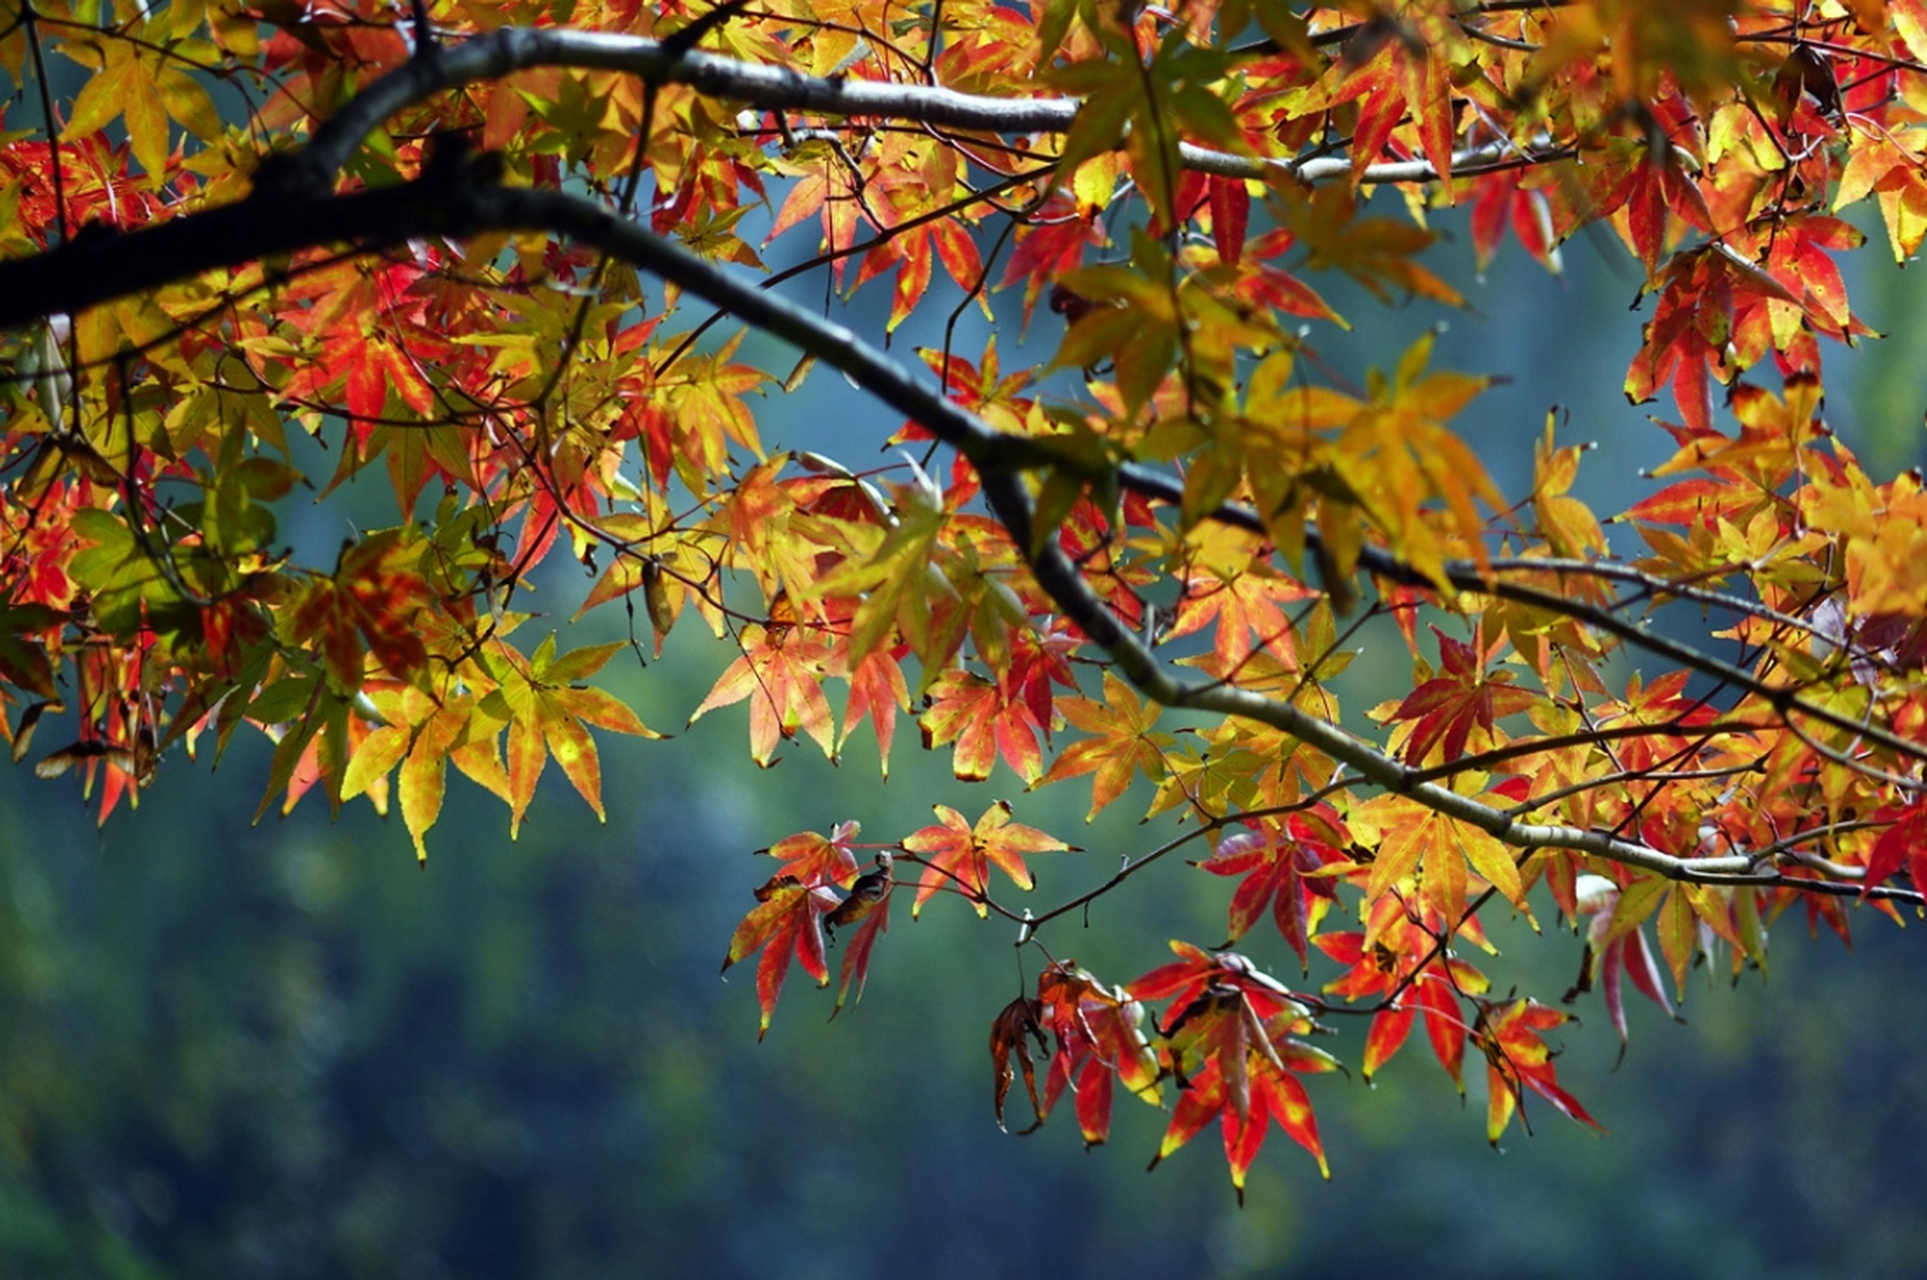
[
  {"x1": 0, "y1": 24, "x2": 1573, "y2": 331},
  {"x1": 300, "y1": 27, "x2": 1570, "y2": 184},
  {"x1": 0, "y1": 182, "x2": 468, "y2": 331},
  {"x1": 0, "y1": 72, "x2": 1913, "y2": 904},
  {"x1": 416, "y1": 186, "x2": 1910, "y2": 903}
]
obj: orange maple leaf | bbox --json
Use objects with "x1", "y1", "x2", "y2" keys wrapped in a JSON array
[
  {"x1": 1039, "y1": 669, "x2": 1172, "y2": 820},
  {"x1": 901, "y1": 800, "x2": 1072, "y2": 918},
  {"x1": 690, "y1": 613, "x2": 837, "y2": 766},
  {"x1": 920, "y1": 667, "x2": 1049, "y2": 785}
]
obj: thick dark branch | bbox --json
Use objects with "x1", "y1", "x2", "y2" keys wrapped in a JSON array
[
  {"x1": 0, "y1": 182, "x2": 462, "y2": 330},
  {"x1": 303, "y1": 27, "x2": 1082, "y2": 181}
]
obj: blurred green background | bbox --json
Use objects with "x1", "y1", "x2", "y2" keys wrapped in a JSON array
[{"x1": 3, "y1": 196, "x2": 1926, "y2": 1279}]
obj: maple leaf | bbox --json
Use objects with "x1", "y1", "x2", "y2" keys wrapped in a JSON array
[
  {"x1": 1473, "y1": 997, "x2": 1606, "y2": 1145},
  {"x1": 757, "y1": 820, "x2": 864, "y2": 891},
  {"x1": 1205, "y1": 173, "x2": 1250, "y2": 266},
  {"x1": 901, "y1": 801, "x2": 1073, "y2": 918},
  {"x1": 1316, "y1": 889, "x2": 1494, "y2": 1089},
  {"x1": 1645, "y1": 374, "x2": 1826, "y2": 489},
  {"x1": 1333, "y1": 332, "x2": 1504, "y2": 585},
  {"x1": 277, "y1": 260, "x2": 448, "y2": 437},
  {"x1": 1148, "y1": 1053, "x2": 1332, "y2": 1201},
  {"x1": 920, "y1": 666, "x2": 1049, "y2": 785},
  {"x1": 811, "y1": 466, "x2": 950, "y2": 668},
  {"x1": 1624, "y1": 237, "x2": 1865, "y2": 437},
  {"x1": 1836, "y1": 133, "x2": 1927, "y2": 263},
  {"x1": 1587, "y1": 669, "x2": 1722, "y2": 775},
  {"x1": 913, "y1": 624, "x2": 1071, "y2": 786},
  {"x1": 1045, "y1": 28, "x2": 1241, "y2": 238},
  {"x1": 1049, "y1": 230, "x2": 1188, "y2": 418},
  {"x1": 865, "y1": 219, "x2": 987, "y2": 333},
  {"x1": 342, "y1": 683, "x2": 514, "y2": 863},
  {"x1": 1192, "y1": 812, "x2": 1347, "y2": 972},
  {"x1": 990, "y1": 995, "x2": 1050, "y2": 1132},
  {"x1": 1384, "y1": 624, "x2": 1540, "y2": 766},
  {"x1": 636, "y1": 336, "x2": 769, "y2": 496},
  {"x1": 1039, "y1": 670, "x2": 1172, "y2": 820},
  {"x1": 1035, "y1": 963, "x2": 1163, "y2": 1146},
  {"x1": 1468, "y1": 168, "x2": 1561, "y2": 275},
  {"x1": 1356, "y1": 963, "x2": 1480, "y2": 1088},
  {"x1": 689, "y1": 608, "x2": 838, "y2": 767},
  {"x1": 1164, "y1": 559, "x2": 1319, "y2": 674},
  {"x1": 1323, "y1": 27, "x2": 1463, "y2": 192},
  {"x1": 1532, "y1": 418, "x2": 1608, "y2": 557},
  {"x1": 478, "y1": 633, "x2": 661, "y2": 841},
  {"x1": 286, "y1": 531, "x2": 434, "y2": 696},
  {"x1": 60, "y1": 32, "x2": 219, "y2": 186},
  {"x1": 1348, "y1": 790, "x2": 1527, "y2": 926},
  {"x1": 721, "y1": 877, "x2": 839, "y2": 1041},
  {"x1": 1131, "y1": 943, "x2": 1338, "y2": 1197},
  {"x1": 1275, "y1": 183, "x2": 1461, "y2": 307},
  {"x1": 830, "y1": 877, "x2": 894, "y2": 1016},
  {"x1": 999, "y1": 193, "x2": 1106, "y2": 329},
  {"x1": 1226, "y1": 238, "x2": 1347, "y2": 329},
  {"x1": 67, "y1": 509, "x2": 195, "y2": 645},
  {"x1": 838, "y1": 643, "x2": 911, "y2": 776},
  {"x1": 1615, "y1": 147, "x2": 1712, "y2": 280},
  {"x1": 767, "y1": 145, "x2": 864, "y2": 283},
  {"x1": 1562, "y1": 874, "x2": 1682, "y2": 1061},
  {"x1": 718, "y1": 822, "x2": 868, "y2": 1037},
  {"x1": 1863, "y1": 804, "x2": 1927, "y2": 898}
]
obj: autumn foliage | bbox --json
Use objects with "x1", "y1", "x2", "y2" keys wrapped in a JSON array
[{"x1": 3, "y1": 0, "x2": 1927, "y2": 1199}]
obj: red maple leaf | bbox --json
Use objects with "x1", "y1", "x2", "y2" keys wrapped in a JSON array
[
  {"x1": 920, "y1": 668, "x2": 1043, "y2": 783},
  {"x1": 1191, "y1": 809, "x2": 1348, "y2": 971},
  {"x1": 722, "y1": 821, "x2": 868, "y2": 1038},
  {"x1": 999, "y1": 192, "x2": 1106, "y2": 328},
  {"x1": 1315, "y1": 892, "x2": 1493, "y2": 1090},
  {"x1": 720, "y1": 877, "x2": 839, "y2": 1041},
  {"x1": 1131, "y1": 943, "x2": 1338, "y2": 1197},
  {"x1": 1034, "y1": 962, "x2": 1162, "y2": 1147},
  {"x1": 1386, "y1": 624, "x2": 1539, "y2": 765}
]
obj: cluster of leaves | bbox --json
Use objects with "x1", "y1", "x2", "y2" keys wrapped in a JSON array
[{"x1": 3, "y1": 0, "x2": 1927, "y2": 1197}]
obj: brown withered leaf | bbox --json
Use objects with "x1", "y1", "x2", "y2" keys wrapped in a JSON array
[{"x1": 989, "y1": 995, "x2": 1049, "y2": 1133}]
